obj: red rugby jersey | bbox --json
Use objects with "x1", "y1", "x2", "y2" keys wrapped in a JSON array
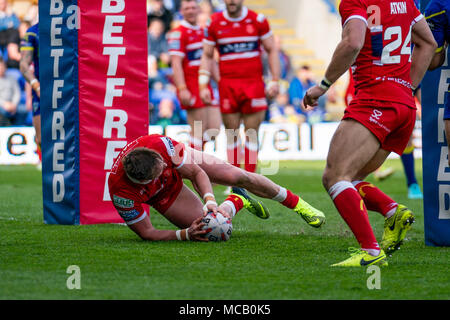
[
  {"x1": 339, "y1": 0, "x2": 423, "y2": 108},
  {"x1": 108, "y1": 135, "x2": 186, "y2": 224},
  {"x1": 204, "y1": 6, "x2": 272, "y2": 79},
  {"x1": 168, "y1": 20, "x2": 205, "y2": 80}
]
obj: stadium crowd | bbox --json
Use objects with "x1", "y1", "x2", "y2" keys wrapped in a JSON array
[{"x1": 0, "y1": 0, "x2": 335, "y2": 128}]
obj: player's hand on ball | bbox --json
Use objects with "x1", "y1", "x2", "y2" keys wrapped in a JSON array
[
  {"x1": 303, "y1": 85, "x2": 326, "y2": 110},
  {"x1": 203, "y1": 201, "x2": 219, "y2": 216},
  {"x1": 188, "y1": 216, "x2": 209, "y2": 242},
  {"x1": 200, "y1": 87, "x2": 212, "y2": 105},
  {"x1": 179, "y1": 88, "x2": 193, "y2": 106}
]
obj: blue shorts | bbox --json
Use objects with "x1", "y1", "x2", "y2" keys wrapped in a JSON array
[{"x1": 32, "y1": 96, "x2": 40, "y2": 117}]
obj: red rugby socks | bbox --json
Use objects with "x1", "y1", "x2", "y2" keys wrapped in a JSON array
[
  {"x1": 272, "y1": 187, "x2": 300, "y2": 209},
  {"x1": 329, "y1": 181, "x2": 380, "y2": 254},
  {"x1": 353, "y1": 181, "x2": 397, "y2": 218}
]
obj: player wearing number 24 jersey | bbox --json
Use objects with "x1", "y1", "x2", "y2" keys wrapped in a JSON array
[{"x1": 303, "y1": 0, "x2": 437, "y2": 267}]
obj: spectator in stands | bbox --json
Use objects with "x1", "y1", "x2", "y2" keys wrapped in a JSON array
[
  {"x1": 0, "y1": 56, "x2": 20, "y2": 126},
  {"x1": 263, "y1": 35, "x2": 293, "y2": 82},
  {"x1": 149, "y1": 80, "x2": 187, "y2": 126},
  {"x1": 23, "y1": 0, "x2": 39, "y2": 25},
  {"x1": 269, "y1": 81, "x2": 305, "y2": 125},
  {"x1": 0, "y1": 0, "x2": 21, "y2": 69},
  {"x1": 148, "y1": 18, "x2": 170, "y2": 68},
  {"x1": 0, "y1": 0, "x2": 20, "y2": 31},
  {"x1": 289, "y1": 65, "x2": 316, "y2": 110},
  {"x1": 147, "y1": 0, "x2": 173, "y2": 33}
]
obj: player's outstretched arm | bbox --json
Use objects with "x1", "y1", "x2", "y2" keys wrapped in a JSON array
[
  {"x1": 303, "y1": 19, "x2": 366, "y2": 109},
  {"x1": 411, "y1": 19, "x2": 438, "y2": 87},
  {"x1": 129, "y1": 215, "x2": 208, "y2": 242}
]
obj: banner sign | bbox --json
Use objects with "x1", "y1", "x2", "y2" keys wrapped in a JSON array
[
  {"x1": 39, "y1": 0, "x2": 149, "y2": 225},
  {"x1": 421, "y1": 0, "x2": 450, "y2": 246}
]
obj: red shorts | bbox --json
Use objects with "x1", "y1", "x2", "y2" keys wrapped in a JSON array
[
  {"x1": 343, "y1": 99, "x2": 416, "y2": 155},
  {"x1": 147, "y1": 175, "x2": 184, "y2": 214},
  {"x1": 219, "y1": 77, "x2": 268, "y2": 114},
  {"x1": 178, "y1": 81, "x2": 218, "y2": 110}
]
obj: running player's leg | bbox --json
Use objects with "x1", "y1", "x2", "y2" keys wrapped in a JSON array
[
  {"x1": 352, "y1": 148, "x2": 399, "y2": 218},
  {"x1": 242, "y1": 110, "x2": 265, "y2": 173},
  {"x1": 222, "y1": 112, "x2": 242, "y2": 168},
  {"x1": 322, "y1": 119, "x2": 382, "y2": 257},
  {"x1": 401, "y1": 136, "x2": 422, "y2": 199},
  {"x1": 186, "y1": 108, "x2": 207, "y2": 150},
  {"x1": 204, "y1": 106, "x2": 221, "y2": 141}
]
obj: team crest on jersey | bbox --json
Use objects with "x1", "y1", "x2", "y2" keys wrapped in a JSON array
[
  {"x1": 113, "y1": 195, "x2": 134, "y2": 209},
  {"x1": 246, "y1": 24, "x2": 255, "y2": 34}
]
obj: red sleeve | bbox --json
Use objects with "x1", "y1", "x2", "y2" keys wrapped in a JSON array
[
  {"x1": 339, "y1": 0, "x2": 368, "y2": 27},
  {"x1": 256, "y1": 13, "x2": 272, "y2": 40},
  {"x1": 110, "y1": 189, "x2": 146, "y2": 225},
  {"x1": 409, "y1": 0, "x2": 424, "y2": 26},
  {"x1": 168, "y1": 28, "x2": 185, "y2": 57}
]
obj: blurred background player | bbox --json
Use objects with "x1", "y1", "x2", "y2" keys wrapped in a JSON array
[
  {"x1": 344, "y1": 69, "x2": 423, "y2": 199},
  {"x1": 108, "y1": 134, "x2": 325, "y2": 241},
  {"x1": 199, "y1": 0, "x2": 280, "y2": 173},
  {"x1": 19, "y1": 22, "x2": 40, "y2": 167},
  {"x1": 425, "y1": 0, "x2": 450, "y2": 166},
  {"x1": 304, "y1": 0, "x2": 436, "y2": 267},
  {"x1": 169, "y1": 0, "x2": 221, "y2": 151}
]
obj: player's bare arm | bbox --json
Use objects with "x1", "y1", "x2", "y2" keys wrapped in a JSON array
[
  {"x1": 428, "y1": 46, "x2": 446, "y2": 70},
  {"x1": 303, "y1": 19, "x2": 366, "y2": 109},
  {"x1": 411, "y1": 19, "x2": 438, "y2": 87},
  {"x1": 129, "y1": 212, "x2": 207, "y2": 242},
  {"x1": 261, "y1": 34, "x2": 281, "y2": 99},
  {"x1": 176, "y1": 159, "x2": 223, "y2": 216},
  {"x1": 171, "y1": 54, "x2": 192, "y2": 106},
  {"x1": 198, "y1": 42, "x2": 215, "y2": 105},
  {"x1": 20, "y1": 50, "x2": 40, "y2": 98}
]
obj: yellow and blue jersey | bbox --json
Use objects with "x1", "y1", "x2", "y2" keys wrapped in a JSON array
[
  {"x1": 425, "y1": 0, "x2": 450, "y2": 118},
  {"x1": 425, "y1": 0, "x2": 449, "y2": 54},
  {"x1": 20, "y1": 23, "x2": 40, "y2": 107},
  {"x1": 20, "y1": 23, "x2": 39, "y2": 81}
]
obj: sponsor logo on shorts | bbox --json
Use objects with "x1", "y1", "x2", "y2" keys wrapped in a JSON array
[
  {"x1": 117, "y1": 209, "x2": 141, "y2": 222},
  {"x1": 369, "y1": 109, "x2": 391, "y2": 133},
  {"x1": 370, "y1": 109, "x2": 383, "y2": 121},
  {"x1": 113, "y1": 195, "x2": 134, "y2": 209}
]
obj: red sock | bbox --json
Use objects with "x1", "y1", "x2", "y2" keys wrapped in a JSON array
[
  {"x1": 244, "y1": 141, "x2": 258, "y2": 173},
  {"x1": 36, "y1": 144, "x2": 42, "y2": 162},
  {"x1": 227, "y1": 142, "x2": 241, "y2": 168},
  {"x1": 281, "y1": 190, "x2": 300, "y2": 209},
  {"x1": 329, "y1": 181, "x2": 380, "y2": 251},
  {"x1": 354, "y1": 181, "x2": 397, "y2": 216},
  {"x1": 223, "y1": 194, "x2": 244, "y2": 216}
]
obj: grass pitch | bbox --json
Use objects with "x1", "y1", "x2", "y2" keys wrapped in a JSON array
[{"x1": 1, "y1": 160, "x2": 449, "y2": 300}]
